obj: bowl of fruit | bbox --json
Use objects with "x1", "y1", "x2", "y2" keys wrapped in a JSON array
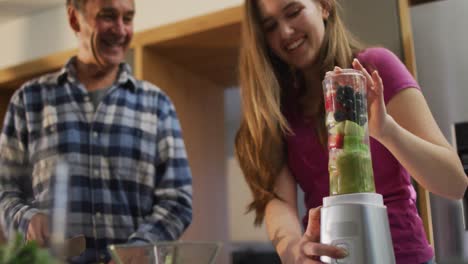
[{"x1": 108, "y1": 241, "x2": 221, "y2": 264}]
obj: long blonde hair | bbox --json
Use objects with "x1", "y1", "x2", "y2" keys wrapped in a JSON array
[{"x1": 235, "y1": 0, "x2": 364, "y2": 225}]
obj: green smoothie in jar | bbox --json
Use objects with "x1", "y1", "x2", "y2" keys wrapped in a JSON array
[{"x1": 323, "y1": 69, "x2": 376, "y2": 195}]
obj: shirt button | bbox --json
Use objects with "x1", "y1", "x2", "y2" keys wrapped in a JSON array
[
  {"x1": 93, "y1": 132, "x2": 99, "y2": 138},
  {"x1": 94, "y1": 169, "x2": 99, "y2": 176},
  {"x1": 95, "y1": 212, "x2": 102, "y2": 218},
  {"x1": 84, "y1": 96, "x2": 90, "y2": 102}
]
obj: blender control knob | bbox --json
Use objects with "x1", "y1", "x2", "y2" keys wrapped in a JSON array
[{"x1": 334, "y1": 243, "x2": 350, "y2": 264}]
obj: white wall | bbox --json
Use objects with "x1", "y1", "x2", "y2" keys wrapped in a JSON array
[
  {"x1": 0, "y1": 0, "x2": 242, "y2": 70},
  {"x1": 411, "y1": 0, "x2": 468, "y2": 262},
  {"x1": 411, "y1": 0, "x2": 468, "y2": 139}
]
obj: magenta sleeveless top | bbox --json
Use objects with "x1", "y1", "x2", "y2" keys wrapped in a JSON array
[{"x1": 284, "y1": 48, "x2": 434, "y2": 263}]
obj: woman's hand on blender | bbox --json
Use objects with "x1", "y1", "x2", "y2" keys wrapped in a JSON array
[
  {"x1": 287, "y1": 207, "x2": 348, "y2": 263},
  {"x1": 350, "y1": 59, "x2": 392, "y2": 141}
]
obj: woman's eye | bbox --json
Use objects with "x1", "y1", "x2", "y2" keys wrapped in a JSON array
[
  {"x1": 263, "y1": 21, "x2": 277, "y2": 32},
  {"x1": 286, "y1": 7, "x2": 302, "y2": 18}
]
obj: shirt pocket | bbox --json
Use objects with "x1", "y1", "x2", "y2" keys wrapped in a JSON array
[
  {"x1": 29, "y1": 108, "x2": 60, "y2": 162},
  {"x1": 31, "y1": 156, "x2": 58, "y2": 207}
]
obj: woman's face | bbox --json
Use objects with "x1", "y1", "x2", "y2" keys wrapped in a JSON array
[{"x1": 257, "y1": 0, "x2": 329, "y2": 70}]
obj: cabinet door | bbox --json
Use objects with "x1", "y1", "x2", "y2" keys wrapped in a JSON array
[{"x1": 341, "y1": 0, "x2": 403, "y2": 57}]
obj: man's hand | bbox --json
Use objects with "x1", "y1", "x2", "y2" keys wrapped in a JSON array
[{"x1": 26, "y1": 213, "x2": 49, "y2": 247}]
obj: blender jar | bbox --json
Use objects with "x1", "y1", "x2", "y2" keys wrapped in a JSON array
[{"x1": 323, "y1": 69, "x2": 375, "y2": 195}]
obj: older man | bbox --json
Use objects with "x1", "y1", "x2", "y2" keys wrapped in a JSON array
[{"x1": 0, "y1": 0, "x2": 193, "y2": 262}]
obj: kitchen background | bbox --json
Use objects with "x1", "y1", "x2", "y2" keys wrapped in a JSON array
[{"x1": 0, "y1": 0, "x2": 467, "y2": 263}]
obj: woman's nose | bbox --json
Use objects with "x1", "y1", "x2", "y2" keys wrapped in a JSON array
[{"x1": 278, "y1": 21, "x2": 295, "y2": 38}]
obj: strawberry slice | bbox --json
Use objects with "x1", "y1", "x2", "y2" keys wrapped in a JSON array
[
  {"x1": 328, "y1": 134, "x2": 344, "y2": 149},
  {"x1": 325, "y1": 91, "x2": 335, "y2": 112}
]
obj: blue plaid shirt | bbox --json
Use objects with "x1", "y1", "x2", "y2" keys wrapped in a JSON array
[{"x1": 0, "y1": 57, "x2": 193, "y2": 262}]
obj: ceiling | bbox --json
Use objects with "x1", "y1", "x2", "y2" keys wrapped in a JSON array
[
  {"x1": 0, "y1": 0, "x2": 63, "y2": 24},
  {"x1": 0, "y1": 0, "x2": 446, "y2": 25}
]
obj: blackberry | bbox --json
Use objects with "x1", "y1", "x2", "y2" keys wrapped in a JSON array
[
  {"x1": 334, "y1": 84, "x2": 367, "y2": 125},
  {"x1": 355, "y1": 96, "x2": 362, "y2": 106},
  {"x1": 343, "y1": 85, "x2": 354, "y2": 98},
  {"x1": 337, "y1": 93, "x2": 346, "y2": 104},
  {"x1": 342, "y1": 98, "x2": 354, "y2": 110},
  {"x1": 359, "y1": 115, "x2": 368, "y2": 126},
  {"x1": 354, "y1": 92, "x2": 366, "y2": 114},
  {"x1": 355, "y1": 91, "x2": 364, "y2": 99},
  {"x1": 348, "y1": 111, "x2": 357, "y2": 123},
  {"x1": 334, "y1": 111, "x2": 347, "y2": 122},
  {"x1": 337, "y1": 85, "x2": 346, "y2": 97},
  {"x1": 357, "y1": 100, "x2": 365, "y2": 111},
  {"x1": 355, "y1": 92, "x2": 365, "y2": 102},
  {"x1": 336, "y1": 86, "x2": 346, "y2": 103},
  {"x1": 355, "y1": 107, "x2": 362, "y2": 119}
]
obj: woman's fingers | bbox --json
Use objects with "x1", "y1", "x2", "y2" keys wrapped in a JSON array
[
  {"x1": 302, "y1": 207, "x2": 348, "y2": 262},
  {"x1": 325, "y1": 66, "x2": 342, "y2": 76},
  {"x1": 302, "y1": 241, "x2": 348, "y2": 260},
  {"x1": 304, "y1": 207, "x2": 321, "y2": 242},
  {"x1": 304, "y1": 258, "x2": 325, "y2": 264},
  {"x1": 352, "y1": 58, "x2": 370, "y2": 77},
  {"x1": 298, "y1": 256, "x2": 325, "y2": 264},
  {"x1": 352, "y1": 59, "x2": 375, "y2": 90},
  {"x1": 371, "y1": 70, "x2": 384, "y2": 94}
]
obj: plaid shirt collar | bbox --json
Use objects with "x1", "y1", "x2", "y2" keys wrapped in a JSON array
[{"x1": 56, "y1": 56, "x2": 138, "y2": 90}]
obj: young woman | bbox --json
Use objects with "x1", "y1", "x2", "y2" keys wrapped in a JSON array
[{"x1": 235, "y1": 0, "x2": 467, "y2": 263}]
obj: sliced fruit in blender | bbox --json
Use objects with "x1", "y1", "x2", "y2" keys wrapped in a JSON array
[
  {"x1": 328, "y1": 134, "x2": 344, "y2": 149},
  {"x1": 335, "y1": 151, "x2": 375, "y2": 194},
  {"x1": 329, "y1": 164, "x2": 339, "y2": 195},
  {"x1": 329, "y1": 121, "x2": 345, "y2": 134},
  {"x1": 326, "y1": 112, "x2": 336, "y2": 126},
  {"x1": 344, "y1": 120, "x2": 364, "y2": 137},
  {"x1": 325, "y1": 92, "x2": 335, "y2": 112},
  {"x1": 343, "y1": 135, "x2": 362, "y2": 150}
]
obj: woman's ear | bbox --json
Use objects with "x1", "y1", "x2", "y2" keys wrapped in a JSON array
[
  {"x1": 319, "y1": 0, "x2": 331, "y2": 20},
  {"x1": 68, "y1": 6, "x2": 80, "y2": 33},
  {"x1": 322, "y1": 8, "x2": 330, "y2": 20}
]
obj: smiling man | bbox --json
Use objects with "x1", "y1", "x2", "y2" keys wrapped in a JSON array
[{"x1": 0, "y1": 0, "x2": 193, "y2": 263}]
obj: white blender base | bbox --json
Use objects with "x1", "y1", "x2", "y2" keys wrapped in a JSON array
[{"x1": 320, "y1": 193, "x2": 395, "y2": 264}]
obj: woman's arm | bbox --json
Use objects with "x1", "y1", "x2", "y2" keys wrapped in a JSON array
[
  {"x1": 265, "y1": 166, "x2": 346, "y2": 263},
  {"x1": 352, "y1": 59, "x2": 467, "y2": 200},
  {"x1": 265, "y1": 166, "x2": 302, "y2": 260},
  {"x1": 382, "y1": 88, "x2": 467, "y2": 199}
]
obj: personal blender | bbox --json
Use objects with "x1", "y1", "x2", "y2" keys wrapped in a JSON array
[{"x1": 320, "y1": 69, "x2": 395, "y2": 264}]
